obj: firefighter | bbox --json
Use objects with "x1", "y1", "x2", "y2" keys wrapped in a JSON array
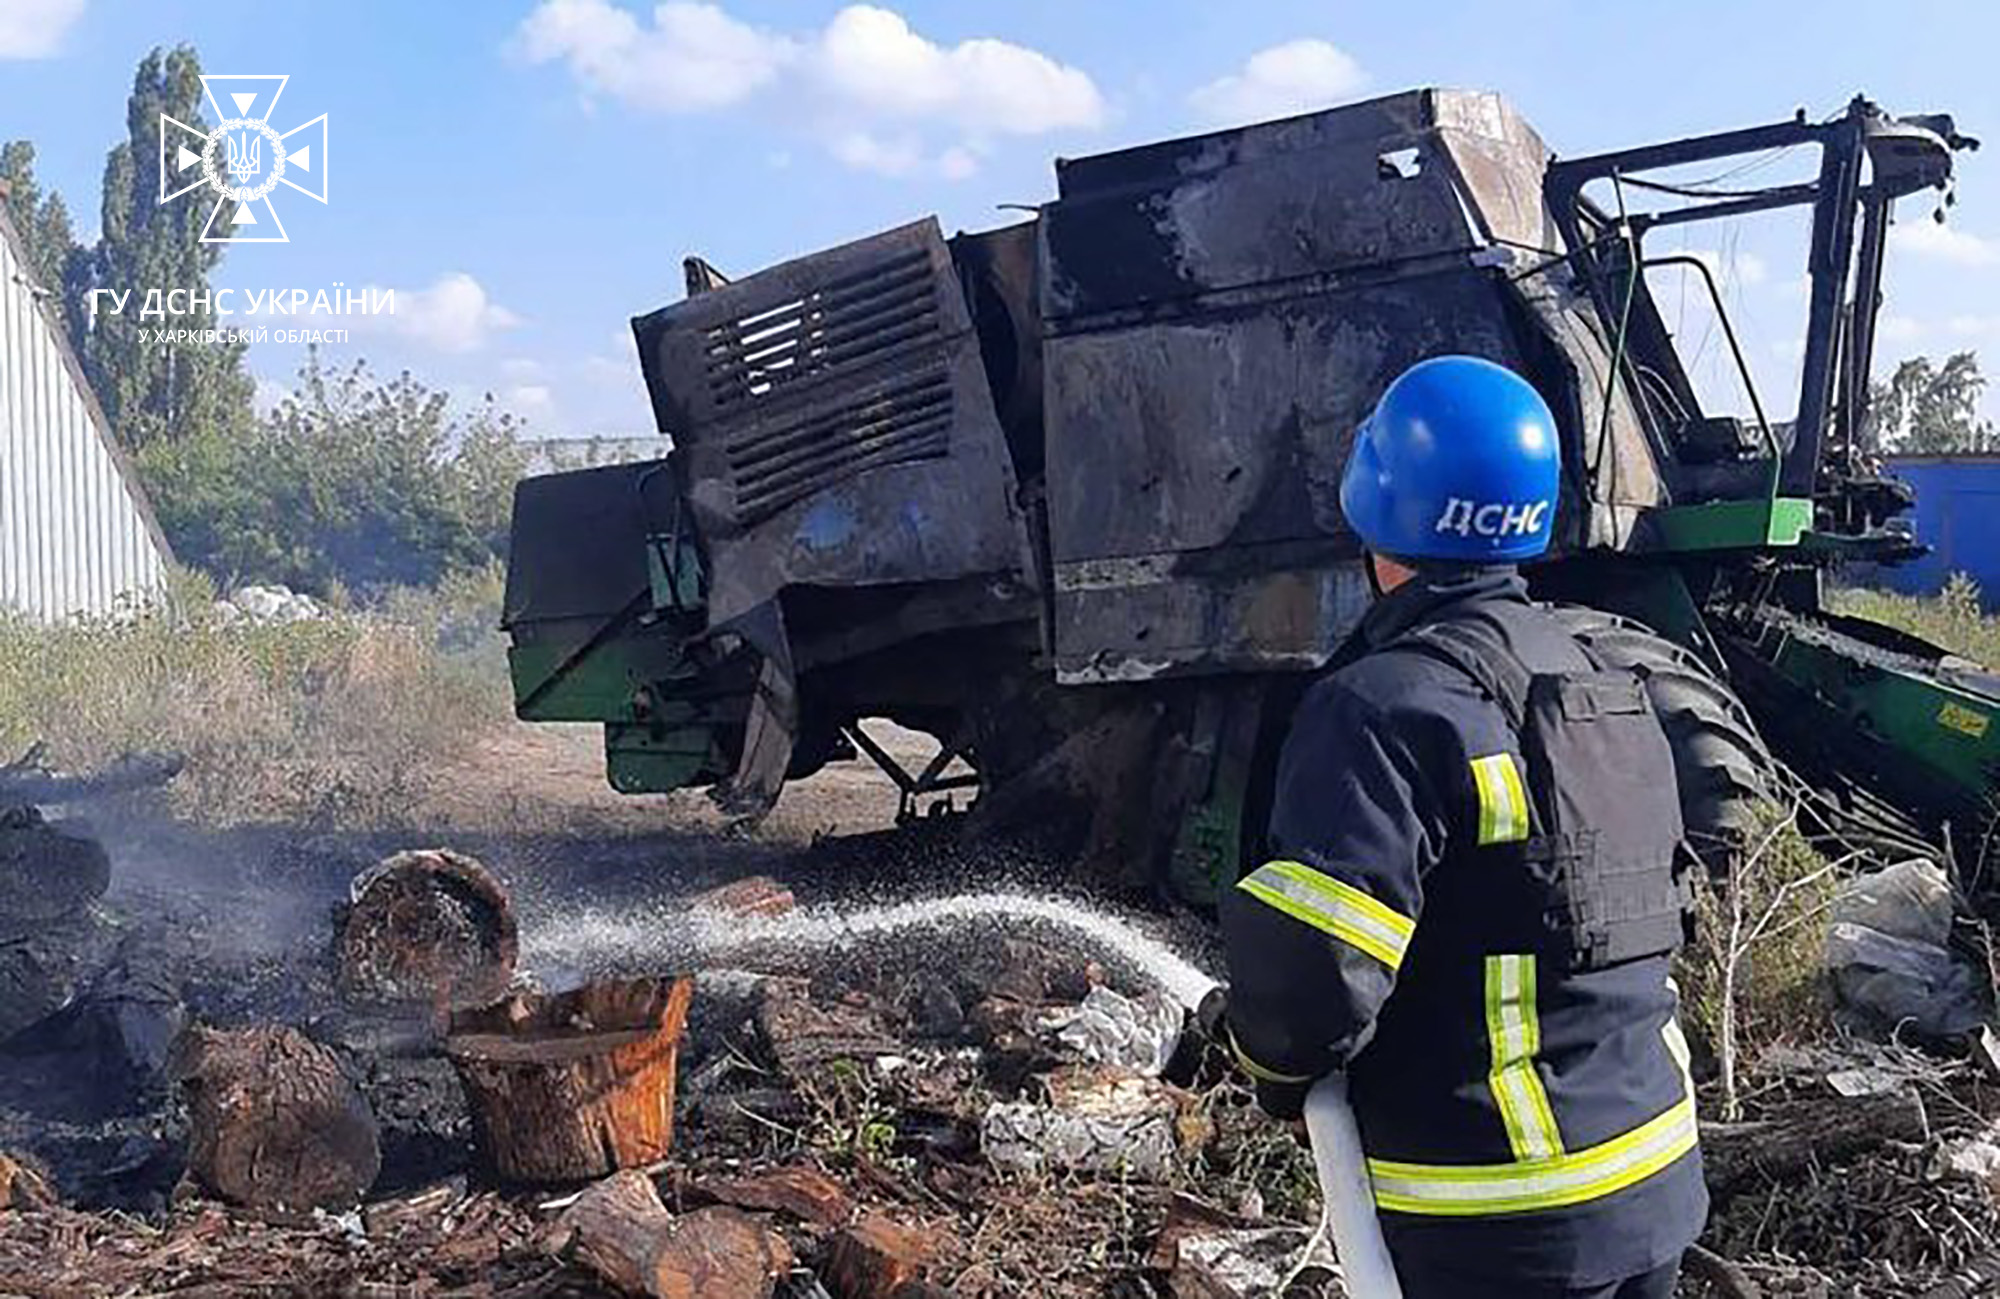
[{"x1": 1205, "y1": 355, "x2": 1706, "y2": 1298}]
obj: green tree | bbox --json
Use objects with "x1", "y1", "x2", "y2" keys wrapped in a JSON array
[
  {"x1": 0, "y1": 141, "x2": 80, "y2": 332},
  {"x1": 142, "y1": 349, "x2": 531, "y2": 595},
  {"x1": 67, "y1": 45, "x2": 251, "y2": 451},
  {"x1": 1867, "y1": 352, "x2": 1997, "y2": 454}
]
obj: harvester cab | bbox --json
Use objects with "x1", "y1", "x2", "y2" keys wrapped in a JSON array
[{"x1": 503, "y1": 89, "x2": 1991, "y2": 899}]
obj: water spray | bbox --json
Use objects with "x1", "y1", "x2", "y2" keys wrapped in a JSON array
[{"x1": 526, "y1": 887, "x2": 1404, "y2": 1296}]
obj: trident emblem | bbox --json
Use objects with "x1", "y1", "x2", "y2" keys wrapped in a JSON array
[
  {"x1": 225, "y1": 131, "x2": 261, "y2": 182},
  {"x1": 159, "y1": 74, "x2": 329, "y2": 244}
]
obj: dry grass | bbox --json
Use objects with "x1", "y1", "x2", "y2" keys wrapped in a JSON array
[
  {"x1": 0, "y1": 568, "x2": 511, "y2": 829},
  {"x1": 1835, "y1": 572, "x2": 2000, "y2": 667}
]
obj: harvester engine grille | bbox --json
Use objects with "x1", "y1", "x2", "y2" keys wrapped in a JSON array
[
  {"x1": 698, "y1": 247, "x2": 951, "y2": 524},
  {"x1": 631, "y1": 217, "x2": 1028, "y2": 626},
  {"x1": 723, "y1": 367, "x2": 952, "y2": 523}
]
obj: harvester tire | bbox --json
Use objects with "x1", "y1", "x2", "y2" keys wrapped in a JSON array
[{"x1": 1551, "y1": 607, "x2": 1775, "y2": 856}]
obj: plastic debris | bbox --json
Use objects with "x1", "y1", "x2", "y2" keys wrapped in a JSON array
[
  {"x1": 982, "y1": 1068, "x2": 1179, "y2": 1180},
  {"x1": 1038, "y1": 984, "x2": 1183, "y2": 1077}
]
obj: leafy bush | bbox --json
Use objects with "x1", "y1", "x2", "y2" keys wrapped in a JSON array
[
  {"x1": 0, "y1": 571, "x2": 509, "y2": 828},
  {"x1": 138, "y1": 349, "x2": 530, "y2": 599}
]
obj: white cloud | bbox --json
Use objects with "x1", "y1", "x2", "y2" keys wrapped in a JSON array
[
  {"x1": 810, "y1": 5, "x2": 1102, "y2": 137},
  {"x1": 237, "y1": 272, "x2": 520, "y2": 354},
  {"x1": 1669, "y1": 247, "x2": 1769, "y2": 292},
  {"x1": 829, "y1": 130, "x2": 923, "y2": 177},
  {"x1": 368, "y1": 273, "x2": 522, "y2": 354},
  {"x1": 514, "y1": 2, "x2": 1104, "y2": 174},
  {"x1": 0, "y1": 0, "x2": 85, "y2": 59},
  {"x1": 1948, "y1": 315, "x2": 2000, "y2": 336},
  {"x1": 514, "y1": 0, "x2": 794, "y2": 112},
  {"x1": 937, "y1": 145, "x2": 980, "y2": 181},
  {"x1": 1189, "y1": 39, "x2": 1368, "y2": 126},
  {"x1": 1890, "y1": 219, "x2": 2000, "y2": 267}
]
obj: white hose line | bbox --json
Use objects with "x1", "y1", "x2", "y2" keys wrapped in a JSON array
[{"x1": 1304, "y1": 1073, "x2": 1404, "y2": 1298}]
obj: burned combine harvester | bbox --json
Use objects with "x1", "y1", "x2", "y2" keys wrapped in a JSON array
[{"x1": 505, "y1": 89, "x2": 1992, "y2": 899}]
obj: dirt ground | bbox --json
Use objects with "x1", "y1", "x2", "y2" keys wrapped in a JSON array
[
  {"x1": 4, "y1": 719, "x2": 1997, "y2": 1297},
  {"x1": 0, "y1": 718, "x2": 1251, "y2": 1296}
]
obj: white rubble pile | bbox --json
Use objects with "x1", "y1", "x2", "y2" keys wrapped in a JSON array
[
  {"x1": 981, "y1": 1067, "x2": 1180, "y2": 1179},
  {"x1": 1930, "y1": 1122, "x2": 2000, "y2": 1192},
  {"x1": 214, "y1": 584, "x2": 326, "y2": 625},
  {"x1": 1170, "y1": 1225, "x2": 1342, "y2": 1299},
  {"x1": 1038, "y1": 984, "x2": 1183, "y2": 1077}
]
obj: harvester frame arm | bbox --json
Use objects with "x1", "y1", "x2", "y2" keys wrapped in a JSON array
[{"x1": 1546, "y1": 105, "x2": 1869, "y2": 500}]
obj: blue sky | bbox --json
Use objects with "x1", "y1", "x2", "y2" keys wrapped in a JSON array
[{"x1": 3, "y1": 0, "x2": 1998, "y2": 436}]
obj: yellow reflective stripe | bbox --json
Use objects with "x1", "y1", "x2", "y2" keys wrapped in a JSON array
[
  {"x1": 1228, "y1": 1028, "x2": 1314, "y2": 1086},
  {"x1": 1368, "y1": 1093, "x2": 1699, "y2": 1216},
  {"x1": 1485, "y1": 955, "x2": 1563, "y2": 1160},
  {"x1": 1471, "y1": 753, "x2": 1529, "y2": 845},
  {"x1": 1236, "y1": 860, "x2": 1416, "y2": 970},
  {"x1": 1663, "y1": 1017, "x2": 1692, "y2": 1079}
]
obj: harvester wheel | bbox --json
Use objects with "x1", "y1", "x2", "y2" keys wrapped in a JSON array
[{"x1": 1551, "y1": 607, "x2": 1776, "y2": 858}]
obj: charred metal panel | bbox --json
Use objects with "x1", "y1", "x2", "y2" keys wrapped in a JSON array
[
  {"x1": 635, "y1": 220, "x2": 1030, "y2": 627},
  {"x1": 503, "y1": 460, "x2": 664, "y2": 628},
  {"x1": 1043, "y1": 89, "x2": 1535, "y2": 318},
  {"x1": 1040, "y1": 89, "x2": 1666, "y2": 681}
]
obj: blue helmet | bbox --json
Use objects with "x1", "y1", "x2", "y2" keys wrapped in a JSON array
[{"x1": 1338, "y1": 355, "x2": 1561, "y2": 563}]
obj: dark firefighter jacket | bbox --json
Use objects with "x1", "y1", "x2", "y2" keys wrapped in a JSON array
[{"x1": 1219, "y1": 567, "x2": 1708, "y2": 1287}]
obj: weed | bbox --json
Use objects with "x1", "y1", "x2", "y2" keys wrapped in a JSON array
[{"x1": 0, "y1": 569, "x2": 509, "y2": 829}]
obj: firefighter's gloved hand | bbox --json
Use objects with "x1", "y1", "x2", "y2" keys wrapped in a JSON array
[
  {"x1": 1194, "y1": 985, "x2": 1229, "y2": 1042},
  {"x1": 1254, "y1": 1077, "x2": 1311, "y2": 1123},
  {"x1": 1195, "y1": 987, "x2": 1313, "y2": 1121}
]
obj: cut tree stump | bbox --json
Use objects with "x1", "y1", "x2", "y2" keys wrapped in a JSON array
[
  {"x1": 447, "y1": 976, "x2": 694, "y2": 1184},
  {"x1": 335, "y1": 849, "x2": 518, "y2": 1012},
  {"x1": 176, "y1": 1025, "x2": 382, "y2": 1211},
  {"x1": 756, "y1": 978, "x2": 901, "y2": 1080},
  {"x1": 550, "y1": 1169, "x2": 792, "y2": 1299},
  {"x1": 0, "y1": 809, "x2": 110, "y2": 936},
  {"x1": 1701, "y1": 1090, "x2": 1927, "y2": 1199}
]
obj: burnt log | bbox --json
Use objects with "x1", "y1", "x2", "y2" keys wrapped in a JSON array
[
  {"x1": 693, "y1": 1164, "x2": 854, "y2": 1227},
  {"x1": 176, "y1": 1025, "x2": 381, "y2": 1211},
  {"x1": 0, "y1": 909, "x2": 111, "y2": 1043},
  {"x1": 690, "y1": 875, "x2": 796, "y2": 918},
  {"x1": 7, "y1": 936, "x2": 184, "y2": 1116},
  {"x1": 756, "y1": 978, "x2": 901, "y2": 1080},
  {"x1": 0, "y1": 749, "x2": 182, "y2": 805},
  {"x1": 0, "y1": 809, "x2": 109, "y2": 935},
  {"x1": 1701, "y1": 1090, "x2": 1927, "y2": 1200},
  {"x1": 550, "y1": 1169, "x2": 792, "y2": 1299},
  {"x1": 447, "y1": 976, "x2": 694, "y2": 1184},
  {"x1": 335, "y1": 849, "x2": 517, "y2": 1013}
]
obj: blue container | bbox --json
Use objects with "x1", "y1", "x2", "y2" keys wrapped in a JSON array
[{"x1": 1876, "y1": 455, "x2": 2000, "y2": 604}]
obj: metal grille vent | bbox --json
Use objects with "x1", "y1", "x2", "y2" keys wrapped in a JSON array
[
  {"x1": 702, "y1": 248, "x2": 937, "y2": 409},
  {"x1": 724, "y1": 366, "x2": 952, "y2": 524},
  {"x1": 699, "y1": 245, "x2": 953, "y2": 524}
]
